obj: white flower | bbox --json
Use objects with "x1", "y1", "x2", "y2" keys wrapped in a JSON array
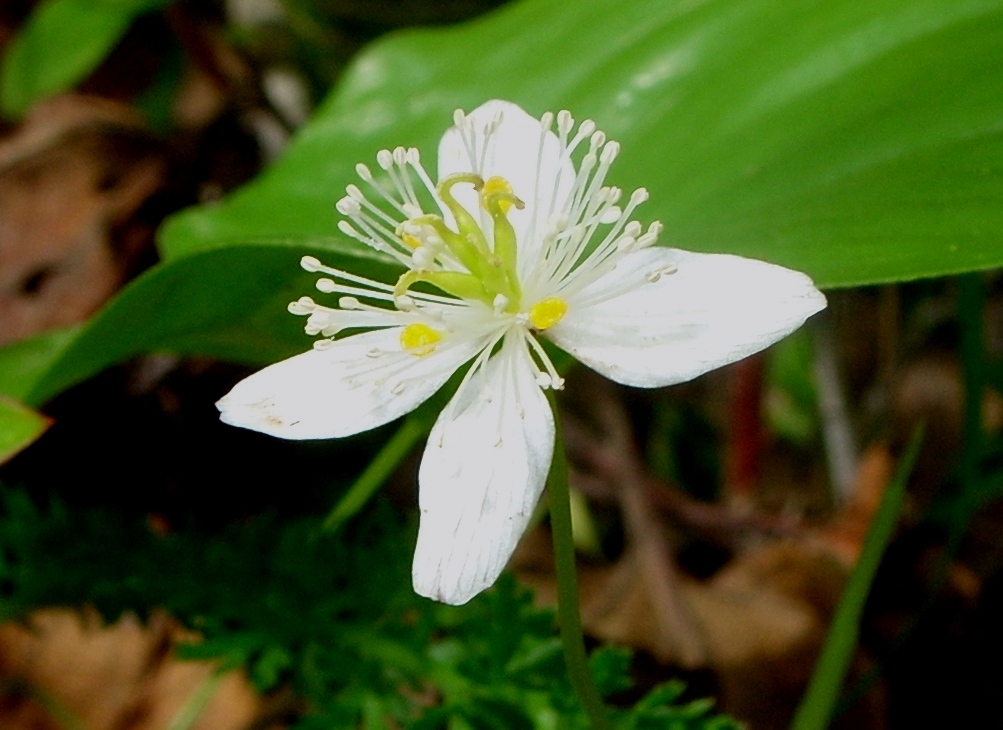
[{"x1": 217, "y1": 100, "x2": 826, "y2": 605}]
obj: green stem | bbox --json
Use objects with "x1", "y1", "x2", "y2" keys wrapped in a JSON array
[
  {"x1": 926, "y1": 274, "x2": 986, "y2": 589},
  {"x1": 546, "y1": 392, "x2": 613, "y2": 730},
  {"x1": 790, "y1": 426, "x2": 924, "y2": 730},
  {"x1": 166, "y1": 668, "x2": 227, "y2": 730},
  {"x1": 322, "y1": 415, "x2": 426, "y2": 533}
]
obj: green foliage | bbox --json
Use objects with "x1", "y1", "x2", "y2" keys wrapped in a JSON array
[
  {"x1": 0, "y1": 244, "x2": 398, "y2": 407},
  {"x1": 0, "y1": 484, "x2": 737, "y2": 728},
  {"x1": 790, "y1": 428, "x2": 923, "y2": 730},
  {"x1": 765, "y1": 330, "x2": 819, "y2": 446},
  {"x1": 0, "y1": 397, "x2": 49, "y2": 465},
  {"x1": 161, "y1": 0, "x2": 1003, "y2": 289},
  {"x1": 0, "y1": 0, "x2": 174, "y2": 118}
]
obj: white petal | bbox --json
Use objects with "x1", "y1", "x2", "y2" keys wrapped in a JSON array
[
  {"x1": 412, "y1": 336, "x2": 554, "y2": 605},
  {"x1": 437, "y1": 100, "x2": 574, "y2": 260},
  {"x1": 549, "y1": 247, "x2": 827, "y2": 388},
  {"x1": 216, "y1": 328, "x2": 484, "y2": 440}
]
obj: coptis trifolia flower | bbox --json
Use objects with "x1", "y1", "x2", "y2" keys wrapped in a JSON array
[{"x1": 217, "y1": 100, "x2": 826, "y2": 605}]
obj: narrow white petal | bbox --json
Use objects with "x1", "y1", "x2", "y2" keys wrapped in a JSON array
[
  {"x1": 216, "y1": 328, "x2": 484, "y2": 440},
  {"x1": 412, "y1": 337, "x2": 554, "y2": 605},
  {"x1": 438, "y1": 100, "x2": 573, "y2": 255},
  {"x1": 549, "y1": 248, "x2": 827, "y2": 388}
]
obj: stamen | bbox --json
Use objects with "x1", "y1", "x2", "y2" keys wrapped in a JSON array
[
  {"x1": 437, "y1": 331, "x2": 505, "y2": 439},
  {"x1": 522, "y1": 330, "x2": 566, "y2": 390},
  {"x1": 412, "y1": 246, "x2": 436, "y2": 268},
  {"x1": 287, "y1": 296, "x2": 316, "y2": 314},
  {"x1": 557, "y1": 110, "x2": 574, "y2": 136}
]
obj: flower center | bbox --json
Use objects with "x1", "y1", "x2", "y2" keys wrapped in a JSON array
[
  {"x1": 391, "y1": 173, "x2": 525, "y2": 313},
  {"x1": 400, "y1": 323, "x2": 442, "y2": 356},
  {"x1": 528, "y1": 297, "x2": 568, "y2": 330}
]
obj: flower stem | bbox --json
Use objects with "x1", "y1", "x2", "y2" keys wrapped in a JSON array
[
  {"x1": 546, "y1": 392, "x2": 613, "y2": 730},
  {"x1": 322, "y1": 414, "x2": 426, "y2": 533}
]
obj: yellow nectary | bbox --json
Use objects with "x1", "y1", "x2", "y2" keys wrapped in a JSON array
[
  {"x1": 528, "y1": 297, "x2": 568, "y2": 331},
  {"x1": 400, "y1": 323, "x2": 442, "y2": 356}
]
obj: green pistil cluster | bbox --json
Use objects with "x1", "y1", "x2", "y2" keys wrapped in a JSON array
[{"x1": 394, "y1": 174, "x2": 525, "y2": 312}]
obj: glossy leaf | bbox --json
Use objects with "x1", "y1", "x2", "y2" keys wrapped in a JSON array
[
  {"x1": 0, "y1": 327, "x2": 80, "y2": 402},
  {"x1": 1, "y1": 242, "x2": 397, "y2": 407},
  {"x1": 0, "y1": 396, "x2": 50, "y2": 465},
  {"x1": 161, "y1": 0, "x2": 1003, "y2": 288},
  {"x1": 0, "y1": 0, "x2": 171, "y2": 118}
]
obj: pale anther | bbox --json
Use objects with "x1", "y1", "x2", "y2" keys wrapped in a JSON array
[
  {"x1": 355, "y1": 163, "x2": 372, "y2": 180},
  {"x1": 316, "y1": 278, "x2": 337, "y2": 293},
  {"x1": 600, "y1": 207, "x2": 622, "y2": 225},
  {"x1": 617, "y1": 236, "x2": 638, "y2": 253},
  {"x1": 338, "y1": 296, "x2": 362, "y2": 309},
  {"x1": 413, "y1": 247, "x2": 435, "y2": 268},
  {"x1": 557, "y1": 110, "x2": 574, "y2": 134},
  {"x1": 376, "y1": 149, "x2": 393, "y2": 169},
  {"x1": 366, "y1": 348, "x2": 382, "y2": 358},
  {"x1": 300, "y1": 256, "x2": 321, "y2": 272},
  {"x1": 636, "y1": 231, "x2": 660, "y2": 249},
  {"x1": 600, "y1": 141, "x2": 620, "y2": 164},
  {"x1": 336, "y1": 197, "x2": 361, "y2": 215}
]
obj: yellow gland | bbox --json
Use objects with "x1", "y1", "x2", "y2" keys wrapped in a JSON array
[
  {"x1": 483, "y1": 176, "x2": 514, "y2": 213},
  {"x1": 401, "y1": 233, "x2": 421, "y2": 249},
  {"x1": 528, "y1": 297, "x2": 568, "y2": 331},
  {"x1": 400, "y1": 323, "x2": 442, "y2": 356}
]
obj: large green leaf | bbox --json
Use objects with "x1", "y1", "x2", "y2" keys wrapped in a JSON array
[
  {"x1": 3, "y1": 242, "x2": 397, "y2": 407},
  {"x1": 0, "y1": 0, "x2": 172, "y2": 118},
  {"x1": 161, "y1": 0, "x2": 1003, "y2": 288},
  {"x1": 0, "y1": 396, "x2": 50, "y2": 464}
]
